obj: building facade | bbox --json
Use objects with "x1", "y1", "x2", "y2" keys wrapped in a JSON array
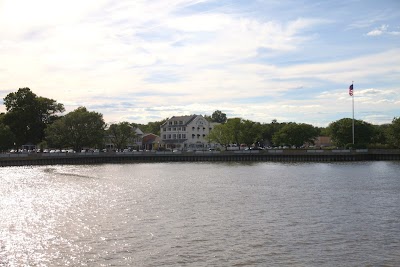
[
  {"x1": 160, "y1": 115, "x2": 218, "y2": 150},
  {"x1": 314, "y1": 136, "x2": 333, "y2": 148},
  {"x1": 142, "y1": 133, "x2": 161, "y2": 150}
]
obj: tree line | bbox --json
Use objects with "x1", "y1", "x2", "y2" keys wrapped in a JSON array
[
  {"x1": 0, "y1": 88, "x2": 399, "y2": 151},
  {"x1": 206, "y1": 117, "x2": 400, "y2": 149}
]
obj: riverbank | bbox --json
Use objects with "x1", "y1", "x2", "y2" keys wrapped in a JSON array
[{"x1": 1, "y1": 149, "x2": 399, "y2": 166}]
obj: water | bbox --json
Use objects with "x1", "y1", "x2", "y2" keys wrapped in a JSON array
[{"x1": 0, "y1": 162, "x2": 399, "y2": 266}]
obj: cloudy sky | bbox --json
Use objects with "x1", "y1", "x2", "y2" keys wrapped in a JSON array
[{"x1": 1, "y1": 0, "x2": 399, "y2": 126}]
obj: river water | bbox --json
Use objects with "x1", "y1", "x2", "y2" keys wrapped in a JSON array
[{"x1": 0, "y1": 162, "x2": 399, "y2": 266}]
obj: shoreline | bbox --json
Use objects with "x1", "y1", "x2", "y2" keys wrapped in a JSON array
[{"x1": 1, "y1": 149, "x2": 399, "y2": 167}]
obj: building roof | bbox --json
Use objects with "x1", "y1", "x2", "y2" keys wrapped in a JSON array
[
  {"x1": 161, "y1": 115, "x2": 198, "y2": 127},
  {"x1": 134, "y1": 127, "x2": 144, "y2": 135}
]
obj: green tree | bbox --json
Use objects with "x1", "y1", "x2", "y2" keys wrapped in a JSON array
[
  {"x1": 107, "y1": 122, "x2": 137, "y2": 150},
  {"x1": 211, "y1": 110, "x2": 227, "y2": 123},
  {"x1": 45, "y1": 107, "x2": 105, "y2": 151},
  {"x1": 2, "y1": 88, "x2": 64, "y2": 145},
  {"x1": 225, "y1": 118, "x2": 242, "y2": 147},
  {"x1": 208, "y1": 118, "x2": 261, "y2": 149},
  {"x1": 272, "y1": 123, "x2": 318, "y2": 147},
  {"x1": 239, "y1": 120, "x2": 261, "y2": 148},
  {"x1": 206, "y1": 124, "x2": 232, "y2": 149},
  {"x1": 386, "y1": 117, "x2": 400, "y2": 148},
  {"x1": 327, "y1": 118, "x2": 375, "y2": 147},
  {"x1": 371, "y1": 124, "x2": 390, "y2": 146},
  {"x1": 316, "y1": 127, "x2": 328, "y2": 136},
  {"x1": 259, "y1": 120, "x2": 287, "y2": 146},
  {"x1": 0, "y1": 123, "x2": 16, "y2": 151}
]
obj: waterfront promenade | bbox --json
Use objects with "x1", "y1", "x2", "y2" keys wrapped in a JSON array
[{"x1": 1, "y1": 149, "x2": 399, "y2": 166}]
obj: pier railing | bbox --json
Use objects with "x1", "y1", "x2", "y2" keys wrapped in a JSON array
[{"x1": 1, "y1": 149, "x2": 399, "y2": 166}]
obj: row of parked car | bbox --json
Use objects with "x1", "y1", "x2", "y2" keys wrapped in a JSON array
[{"x1": 8, "y1": 148, "x2": 105, "y2": 153}]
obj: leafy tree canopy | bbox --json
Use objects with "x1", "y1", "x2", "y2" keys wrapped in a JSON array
[
  {"x1": 327, "y1": 118, "x2": 374, "y2": 147},
  {"x1": 2, "y1": 88, "x2": 64, "y2": 145},
  {"x1": 107, "y1": 122, "x2": 137, "y2": 150},
  {"x1": 239, "y1": 120, "x2": 261, "y2": 148},
  {"x1": 272, "y1": 123, "x2": 318, "y2": 147},
  {"x1": 386, "y1": 117, "x2": 400, "y2": 148},
  {"x1": 0, "y1": 123, "x2": 16, "y2": 151},
  {"x1": 211, "y1": 110, "x2": 227, "y2": 123},
  {"x1": 45, "y1": 107, "x2": 105, "y2": 151},
  {"x1": 206, "y1": 124, "x2": 232, "y2": 148},
  {"x1": 225, "y1": 118, "x2": 242, "y2": 146},
  {"x1": 207, "y1": 118, "x2": 260, "y2": 149},
  {"x1": 259, "y1": 120, "x2": 287, "y2": 146}
]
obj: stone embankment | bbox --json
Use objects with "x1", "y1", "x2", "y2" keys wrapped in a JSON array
[{"x1": 1, "y1": 149, "x2": 399, "y2": 167}]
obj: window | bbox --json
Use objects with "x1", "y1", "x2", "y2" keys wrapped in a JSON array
[
  {"x1": 192, "y1": 127, "x2": 195, "y2": 130},
  {"x1": 163, "y1": 135, "x2": 166, "y2": 139},
  {"x1": 183, "y1": 127, "x2": 186, "y2": 131},
  {"x1": 178, "y1": 134, "x2": 181, "y2": 139},
  {"x1": 163, "y1": 128, "x2": 166, "y2": 132},
  {"x1": 168, "y1": 128, "x2": 171, "y2": 131},
  {"x1": 173, "y1": 134, "x2": 176, "y2": 139},
  {"x1": 174, "y1": 121, "x2": 178, "y2": 125},
  {"x1": 169, "y1": 121, "x2": 172, "y2": 125},
  {"x1": 173, "y1": 127, "x2": 176, "y2": 131},
  {"x1": 179, "y1": 121, "x2": 183, "y2": 125},
  {"x1": 182, "y1": 134, "x2": 186, "y2": 139},
  {"x1": 178, "y1": 127, "x2": 181, "y2": 131},
  {"x1": 168, "y1": 134, "x2": 171, "y2": 139}
]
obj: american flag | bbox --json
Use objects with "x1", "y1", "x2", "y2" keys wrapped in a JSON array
[{"x1": 349, "y1": 84, "x2": 353, "y2": 96}]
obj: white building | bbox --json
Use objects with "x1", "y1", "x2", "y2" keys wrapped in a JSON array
[{"x1": 160, "y1": 115, "x2": 218, "y2": 150}]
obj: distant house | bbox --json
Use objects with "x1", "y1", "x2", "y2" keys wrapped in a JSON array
[
  {"x1": 314, "y1": 136, "x2": 333, "y2": 147},
  {"x1": 131, "y1": 127, "x2": 144, "y2": 149},
  {"x1": 142, "y1": 133, "x2": 161, "y2": 150},
  {"x1": 160, "y1": 115, "x2": 219, "y2": 150}
]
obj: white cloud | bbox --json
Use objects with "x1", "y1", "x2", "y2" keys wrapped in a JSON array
[
  {"x1": 367, "y1": 29, "x2": 384, "y2": 36},
  {"x1": 0, "y1": 0, "x2": 399, "y2": 126},
  {"x1": 366, "y1": 24, "x2": 400, "y2": 36}
]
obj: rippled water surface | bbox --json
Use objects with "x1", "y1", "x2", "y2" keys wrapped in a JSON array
[{"x1": 1, "y1": 162, "x2": 400, "y2": 266}]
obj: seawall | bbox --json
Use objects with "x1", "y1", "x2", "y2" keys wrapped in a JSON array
[{"x1": 1, "y1": 149, "x2": 399, "y2": 167}]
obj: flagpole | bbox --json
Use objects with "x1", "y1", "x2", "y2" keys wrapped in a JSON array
[{"x1": 352, "y1": 81, "x2": 355, "y2": 145}]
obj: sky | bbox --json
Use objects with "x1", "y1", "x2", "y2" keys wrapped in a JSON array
[{"x1": 1, "y1": 0, "x2": 399, "y2": 126}]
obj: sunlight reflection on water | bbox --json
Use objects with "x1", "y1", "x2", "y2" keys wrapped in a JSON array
[{"x1": 1, "y1": 162, "x2": 399, "y2": 266}]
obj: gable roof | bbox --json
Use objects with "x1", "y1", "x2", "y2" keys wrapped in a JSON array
[{"x1": 161, "y1": 115, "x2": 198, "y2": 127}]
